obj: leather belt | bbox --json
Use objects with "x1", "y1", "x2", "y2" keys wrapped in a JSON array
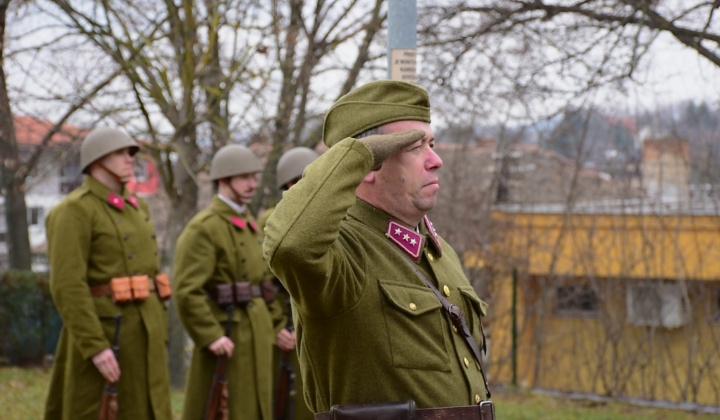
[
  {"x1": 205, "y1": 280, "x2": 277, "y2": 305},
  {"x1": 90, "y1": 277, "x2": 156, "y2": 297},
  {"x1": 315, "y1": 404, "x2": 489, "y2": 420},
  {"x1": 206, "y1": 283, "x2": 264, "y2": 302}
]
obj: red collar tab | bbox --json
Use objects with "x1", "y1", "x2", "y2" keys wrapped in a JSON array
[
  {"x1": 386, "y1": 219, "x2": 424, "y2": 260},
  {"x1": 424, "y1": 216, "x2": 443, "y2": 256},
  {"x1": 108, "y1": 193, "x2": 125, "y2": 210},
  {"x1": 128, "y1": 195, "x2": 139, "y2": 209},
  {"x1": 248, "y1": 220, "x2": 258, "y2": 233},
  {"x1": 231, "y1": 216, "x2": 247, "y2": 230}
]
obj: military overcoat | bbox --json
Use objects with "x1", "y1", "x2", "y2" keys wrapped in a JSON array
[
  {"x1": 173, "y1": 196, "x2": 286, "y2": 420},
  {"x1": 43, "y1": 176, "x2": 171, "y2": 420},
  {"x1": 263, "y1": 138, "x2": 490, "y2": 413},
  {"x1": 259, "y1": 208, "x2": 314, "y2": 420}
]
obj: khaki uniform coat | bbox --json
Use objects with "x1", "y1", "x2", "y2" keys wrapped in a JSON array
[
  {"x1": 173, "y1": 196, "x2": 286, "y2": 420},
  {"x1": 259, "y1": 208, "x2": 314, "y2": 420},
  {"x1": 43, "y1": 176, "x2": 171, "y2": 420},
  {"x1": 263, "y1": 138, "x2": 490, "y2": 412}
]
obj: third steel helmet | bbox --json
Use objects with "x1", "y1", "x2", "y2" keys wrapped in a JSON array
[{"x1": 276, "y1": 147, "x2": 319, "y2": 189}]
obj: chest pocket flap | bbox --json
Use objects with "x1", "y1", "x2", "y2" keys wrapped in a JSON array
[
  {"x1": 379, "y1": 281, "x2": 442, "y2": 315},
  {"x1": 458, "y1": 286, "x2": 488, "y2": 317}
]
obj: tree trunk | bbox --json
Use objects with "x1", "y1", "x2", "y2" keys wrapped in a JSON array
[
  {"x1": 165, "y1": 130, "x2": 200, "y2": 389},
  {"x1": 0, "y1": 0, "x2": 32, "y2": 271}
]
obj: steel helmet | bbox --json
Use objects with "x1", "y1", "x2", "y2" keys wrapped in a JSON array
[
  {"x1": 276, "y1": 147, "x2": 319, "y2": 189},
  {"x1": 210, "y1": 144, "x2": 263, "y2": 181},
  {"x1": 80, "y1": 127, "x2": 139, "y2": 173}
]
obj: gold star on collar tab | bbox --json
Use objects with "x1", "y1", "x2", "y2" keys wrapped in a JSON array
[{"x1": 385, "y1": 219, "x2": 424, "y2": 260}]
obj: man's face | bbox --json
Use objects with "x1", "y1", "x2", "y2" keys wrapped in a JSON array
[
  {"x1": 100, "y1": 147, "x2": 135, "y2": 181},
  {"x1": 372, "y1": 120, "x2": 442, "y2": 223},
  {"x1": 228, "y1": 172, "x2": 259, "y2": 205}
]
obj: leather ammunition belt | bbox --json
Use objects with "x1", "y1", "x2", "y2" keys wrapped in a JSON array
[
  {"x1": 315, "y1": 402, "x2": 495, "y2": 420},
  {"x1": 206, "y1": 280, "x2": 277, "y2": 306},
  {"x1": 90, "y1": 273, "x2": 172, "y2": 302},
  {"x1": 90, "y1": 278, "x2": 155, "y2": 297}
]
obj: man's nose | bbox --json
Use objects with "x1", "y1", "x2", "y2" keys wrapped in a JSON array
[{"x1": 426, "y1": 148, "x2": 443, "y2": 170}]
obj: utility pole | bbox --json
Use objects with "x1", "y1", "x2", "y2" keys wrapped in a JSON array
[{"x1": 387, "y1": 0, "x2": 417, "y2": 82}]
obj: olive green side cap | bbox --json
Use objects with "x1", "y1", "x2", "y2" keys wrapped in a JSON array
[
  {"x1": 210, "y1": 144, "x2": 263, "y2": 181},
  {"x1": 322, "y1": 80, "x2": 431, "y2": 148}
]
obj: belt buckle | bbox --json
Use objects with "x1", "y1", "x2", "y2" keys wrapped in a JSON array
[{"x1": 479, "y1": 400, "x2": 495, "y2": 420}]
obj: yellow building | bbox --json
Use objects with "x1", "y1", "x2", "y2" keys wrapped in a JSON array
[{"x1": 483, "y1": 207, "x2": 720, "y2": 407}]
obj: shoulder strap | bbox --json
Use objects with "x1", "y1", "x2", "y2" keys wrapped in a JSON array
[{"x1": 397, "y1": 252, "x2": 491, "y2": 399}]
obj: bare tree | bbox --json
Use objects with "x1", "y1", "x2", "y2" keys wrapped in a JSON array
[{"x1": 1, "y1": 0, "x2": 123, "y2": 270}]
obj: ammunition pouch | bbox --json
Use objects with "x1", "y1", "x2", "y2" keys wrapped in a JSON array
[
  {"x1": 207, "y1": 280, "x2": 277, "y2": 306},
  {"x1": 91, "y1": 273, "x2": 171, "y2": 303}
]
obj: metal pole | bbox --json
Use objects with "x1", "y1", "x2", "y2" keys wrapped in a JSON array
[
  {"x1": 387, "y1": 0, "x2": 417, "y2": 82},
  {"x1": 512, "y1": 268, "x2": 518, "y2": 386}
]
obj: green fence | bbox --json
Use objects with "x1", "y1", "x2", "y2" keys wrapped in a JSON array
[{"x1": 0, "y1": 270, "x2": 61, "y2": 366}]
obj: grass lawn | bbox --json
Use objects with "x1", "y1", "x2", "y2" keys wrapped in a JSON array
[{"x1": 1, "y1": 366, "x2": 718, "y2": 419}]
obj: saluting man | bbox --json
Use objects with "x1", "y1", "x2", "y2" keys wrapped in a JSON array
[
  {"x1": 263, "y1": 81, "x2": 493, "y2": 419},
  {"x1": 173, "y1": 144, "x2": 293, "y2": 420},
  {"x1": 44, "y1": 127, "x2": 172, "y2": 420},
  {"x1": 259, "y1": 147, "x2": 319, "y2": 420}
]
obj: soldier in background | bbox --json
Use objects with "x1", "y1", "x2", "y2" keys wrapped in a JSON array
[
  {"x1": 173, "y1": 144, "x2": 294, "y2": 420},
  {"x1": 263, "y1": 81, "x2": 492, "y2": 418},
  {"x1": 44, "y1": 127, "x2": 172, "y2": 420},
  {"x1": 259, "y1": 147, "x2": 319, "y2": 420}
]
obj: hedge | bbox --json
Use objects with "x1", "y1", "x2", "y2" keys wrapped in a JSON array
[{"x1": 0, "y1": 270, "x2": 61, "y2": 366}]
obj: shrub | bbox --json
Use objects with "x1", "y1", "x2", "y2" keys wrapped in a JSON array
[{"x1": 0, "y1": 271, "x2": 61, "y2": 366}]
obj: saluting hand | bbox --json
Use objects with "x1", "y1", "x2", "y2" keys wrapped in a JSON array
[
  {"x1": 92, "y1": 348, "x2": 121, "y2": 383},
  {"x1": 276, "y1": 328, "x2": 296, "y2": 351},
  {"x1": 357, "y1": 129, "x2": 426, "y2": 171},
  {"x1": 208, "y1": 336, "x2": 235, "y2": 357}
]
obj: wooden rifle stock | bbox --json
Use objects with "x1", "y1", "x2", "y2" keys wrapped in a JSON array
[
  {"x1": 98, "y1": 315, "x2": 122, "y2": 420},
  {"x1": 203, "y1": 305, "x2": 234, "y2": 420},
  {"x1": 274, "y1": 298, "x2": 296, "y2": 420}
]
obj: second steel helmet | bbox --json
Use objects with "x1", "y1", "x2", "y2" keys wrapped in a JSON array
[
  {"x1": 80, "y1": 127, "x2": 139, "y2": 173},
  {"x1": 210, "y1": 144, "x2": 263, "y2": 181},
  {"x1": 276, "y1": 147, "x2": 319, "y2": 189}
]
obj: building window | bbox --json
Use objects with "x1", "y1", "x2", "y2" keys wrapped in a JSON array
[
  {"x1": 627, "y1": 281, "x2": 688, "y2": 328},
  {"x1": 0, "y1": 232, "x2": 5, "y2": 243},
  {"x1": 28, "y1": 207, "x2": 44, "y2": 226},
  {"x1": 555, "y1": 285, "x2": 600, "y2": 317}
]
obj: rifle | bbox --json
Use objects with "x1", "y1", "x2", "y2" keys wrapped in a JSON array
[
  {"x1": 274, "y1": 298, "x2": 296, "y2": 420},
  {"x1": 98, "y1": 315, "x2": 122, "y2": 420},
  {"x1": 203, "y1": 305, "x2": 234, "y2": 420}
]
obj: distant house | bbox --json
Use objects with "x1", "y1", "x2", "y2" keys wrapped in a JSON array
[{"x1": 0, "y1": 117, "x2": 160, "y2": 270}]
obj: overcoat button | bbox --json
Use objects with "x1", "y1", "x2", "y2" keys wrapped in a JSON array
[
  {"x1": 443, "y1": 285, "x2": 450, "y2": 296},
  {"x1": 151, "y1": 233, "x2": 156, "y2": 239},
  {"x1": 475, "y1": 394, "x2": 481, "y2": 404},
  {"x1": 452, "y1": 325, "x2": 458, "y2": 333},
  {"x1": 409, "y1": 303, "x2": 417, "y2": 311},
  {"x1": 242, "y1": 274, "x2": 247, "y2": 279},
  {"x1": 124, "y1": 235, "x2": 129, "y2": 241},
  {"x1": 145, "y1": 216, "x2": 149, "y2": 221},
  {"x1": 240, "y1": 242, "x2": 244, "y2": 246},
  {"x1": 128, "y1": 254, "x2": 133, "y2": 259},
  {"x1": 463, "y1": 357, "x2": 470, "y2": 368},
  {"x1": 241, "y1": 258, "x2": 246, "y2": 263},
  {"x1": 428, "y1": 252, "x2": 434, "y2": 262}
]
